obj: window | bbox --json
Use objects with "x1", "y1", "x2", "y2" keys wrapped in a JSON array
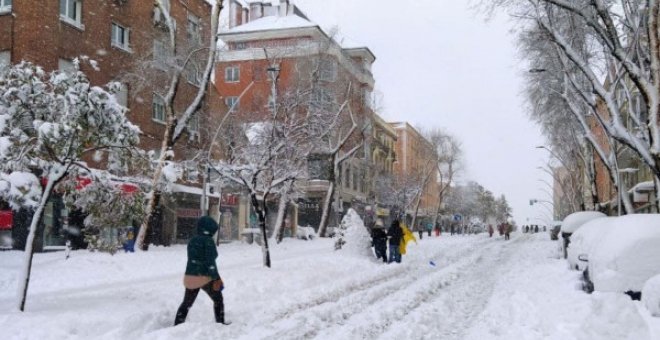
[
  {"x1": 0, "y1": 51, "x2": 9, "y2": 68},
  {"x1": 345, "y1": 166, "x2": 350, "y2": 189},
  {"x1": 188, "y1": 113, "x2": 199, "y2": 133},
  {"x1": 152, "y1": 94, "x2": 166, "y2": 122},
  {"x1": 153, "y1": 40, "x2": 172, "y2": 69},
  {"x1": 225, "y1": 97, "x2": 239, "y2": 110},
  {"x1": 225, "y1": 66, "x2": 240, "y2": 83},
  {"x1": 111, "y1": 23, "x2": 131, "y2": 51},
  {"x1": 187, "y1": 13, "x2": 201, "y2": 46},
  {"x1": 311, "y1": 87, "x2": 334, "y2": 109},
  {"x1": 60, "y1": 0, "x2": 83, "y2": 28},
  {"x1": 0, "y1": 0, "x2": 11, "y2": 14},
  {"x1": 235, "y1": 42, "x2": 247, "y2": 50},
  {"x1": 116, "y1": 83, "x2": 128, "y2": 107},
  {"x1": 318, "y1": 60, "x2": 337, "y2": 82},
  {"x1": 186, "y1": 62, "x2": 201, "y2": 86},
  {"x1": 352, "y1": 167, "x2": 358, "y2": 191},
  {"x1": 58, "y1": 58, "x2": 76, "y2": 74}
]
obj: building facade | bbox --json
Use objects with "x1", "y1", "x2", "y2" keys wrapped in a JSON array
[
  {"x1": 0, "y1": 0, "x2": 221, "y2": 250},
  {"x1": 389, "y1": 122, "x2": 440, "y2": 228},
  {"x1": 212, "y1": 0, "x2": 377, "y2": 233}
]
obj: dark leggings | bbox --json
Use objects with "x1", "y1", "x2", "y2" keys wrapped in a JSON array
[{"x1": 174, "y1": 281, "x2": 224, "y2": 325}]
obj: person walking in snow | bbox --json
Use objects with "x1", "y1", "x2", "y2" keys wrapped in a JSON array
[
  {"x1": 371, "y1": 220, "x2": 388, "y2": 263},
  {"x1": 488, "y1": 224, "x2": 494, "y2": 238},
  {"x1": 504, "y1": 223, "x2": 511, "y2": 240},
  {"x1": 174, "y1": 216, "x2": 227, "y2": 326},
  {"x1": 435, "y1": 223, "x2": 441, "y2": 237},
  {"x1": 387, "y1": 220, "x2": 403, "y2": 263},
  {"x1": 417, "y1": 223, "x2": 424, "y2": 240}
]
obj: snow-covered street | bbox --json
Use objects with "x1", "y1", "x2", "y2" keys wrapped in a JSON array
[{"x1": 1, "y1": 233, "x2": 657, "y2": 340}]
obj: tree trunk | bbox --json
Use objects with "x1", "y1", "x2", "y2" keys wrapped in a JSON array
[
  {"x1": 250, "y1": 193, "x2": 271, "y2": 268},
  {"x1": 17, "y1": 171, "x2": 60, "y2": 311},
  {"x1": 317, "y1": 181, "x2": 335, "y2": 238},
  {"x1": 272, "y1": 187, "x2": 290, "y2": 243}
]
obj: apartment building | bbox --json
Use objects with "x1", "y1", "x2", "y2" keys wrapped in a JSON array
[
  {"x1": 390, "y1": 122, "x2": 440, "y2": 227},
  {"x1": 213, "y1": 0, "x2": 377, "y2": 233},
  {"x1": 0, "y1": 0, "x2": 220, "y2": 250}
]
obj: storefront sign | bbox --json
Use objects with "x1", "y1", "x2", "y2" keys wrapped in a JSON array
[
  {"x1": 221, "y1": 194, "x2": 239, "y2": 206},
  {"x1": 177, "y1": 208, "x2": 202, "y2": 218}
]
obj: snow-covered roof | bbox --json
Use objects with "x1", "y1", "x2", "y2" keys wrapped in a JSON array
[
  {"x1": 226, "y1": 12, "x2": 316, "y2": 34},
  {"x1": 632, "y1": 181, "x2": 655, "y2": 193},
  {"x1": 560, "y1": 211, "x2": 607, "y2": 234}
]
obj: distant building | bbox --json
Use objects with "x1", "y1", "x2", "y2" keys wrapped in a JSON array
[{"x1": 389, "y1": 122, "x2": 439, "y2": 227}]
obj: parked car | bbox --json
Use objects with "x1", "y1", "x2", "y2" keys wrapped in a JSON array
[
  {"x1": 470, "y1": 224, "x2": 485, "y2": 234},
  {"x1": 566, "y1": 217, "x2": 613, "y2": 271},
  {"x1": 559, "y1": 211, "x2": 606, "y2": 259},
  {"x1": 581, "y1": 214, "x2": 660, "y2": 300}
]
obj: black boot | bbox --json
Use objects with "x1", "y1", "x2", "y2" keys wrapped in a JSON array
[{"x1": 174, "y1": 308, "x2": 188, "y2": 326}]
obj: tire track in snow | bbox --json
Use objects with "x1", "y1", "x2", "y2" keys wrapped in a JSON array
[
  {"x1": 231, "y1": 237, "x2": 497, "y2": 340},
  {"x1": 376, "y1": 235, "x2": 525, "y2": 340}
]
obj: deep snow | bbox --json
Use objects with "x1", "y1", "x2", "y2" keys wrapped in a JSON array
[{"x1": 0, "y1": 233, "x2": 657, "y2": 339}]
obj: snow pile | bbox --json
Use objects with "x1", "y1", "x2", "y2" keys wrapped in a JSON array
[
  {"x1": 335, "y1": 208, "x2": 372, "y2": 257},
  {"x1": 561, "y1": 211, "x2": 607, "y2": 234},
  {"x1": 643, "y1": 274, "x2": 660, "y2": 317},
  {"x1": 590, "y1": 214, "x2": 660, "y2": 293},
  {"x1": 567, "y1": 217, "x2": 613, "y2": 271},
  {"x1": 463, "y1": 233, "x2": 651, "y2": 340}
]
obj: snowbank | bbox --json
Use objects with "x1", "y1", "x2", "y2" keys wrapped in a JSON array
[
  {"x1": 567, "y1": 217, "x2": 613, "y2": 271},
  {"x1": 561, "y1": 211, "x2": 607, "y2": 234},
  {"x1": 337, "y1": 209, "x2": 372, "y2": 257},
  {"x1": 590, "y1": 214, "x2": 660, "y2": 293},
  {"x1": 643, "y1": 274, "x2": 660, "y2": 317}
]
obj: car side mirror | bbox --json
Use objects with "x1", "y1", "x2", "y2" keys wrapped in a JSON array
[{"x1": 578, "y1": 254, "x2": 589, "y2": 262}]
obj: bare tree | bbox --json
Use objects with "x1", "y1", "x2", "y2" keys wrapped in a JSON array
[
  {"x1": 424, "y1": 128, "x2": 462, "y2": 228},
  {"x1": 136, "y1": 0, "x2": 224, "y2": 250}
]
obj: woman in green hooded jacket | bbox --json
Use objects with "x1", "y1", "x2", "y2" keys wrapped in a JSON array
[{"x1": 174, "y1": 216, "x2": 227, "y2": 325}]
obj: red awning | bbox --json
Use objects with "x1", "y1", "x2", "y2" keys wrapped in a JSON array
[
  {"x1": 41, "y1": 176, "x2": 139, "y2": 194},
  {"x1": 0, "y1": 210, "x2": 12, "y2": 230}
]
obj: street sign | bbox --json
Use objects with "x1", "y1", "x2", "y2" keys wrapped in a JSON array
[{"x1": 453, "y1": 214, "x2": 462, "y2": 222}]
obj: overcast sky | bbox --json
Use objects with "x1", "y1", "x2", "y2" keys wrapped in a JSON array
[{"x1": 292, "y1": 0, "x2": 553, "y2": 224}]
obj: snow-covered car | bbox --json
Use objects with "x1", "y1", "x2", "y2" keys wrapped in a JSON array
[
  {"x1": 470, "y1": 224, "x2": 484, "y2": 234},
  {"x1": 559, "y1": 211, "x2": 607, "y2": 259},
  {"x1": 583, "y1": 214, "x2": 660, "y2": 300},
  {"x1": 566, "y1": 217, "x2": 613, "y2": 271},
  {"x1": 642, "y1": 273, "x2": 660, "y2": 317},
  {"x1": 296, "y1": 225, "x2": 316, "y2": 240}
]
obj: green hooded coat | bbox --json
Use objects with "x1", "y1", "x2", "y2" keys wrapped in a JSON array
[{"x1": 185, "y1": 216, "x2": 220, "y2": 280}]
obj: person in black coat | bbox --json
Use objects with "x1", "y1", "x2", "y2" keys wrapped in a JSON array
[
  {"x1": 372, "y1": 226, "x2": 388, "y2": 263},
  {"x1": 174, "y1": 216, "x2": 226, "y2": 326},
  {"x1": 387, "y1": 220, "x2": 403, "y2": 263}
]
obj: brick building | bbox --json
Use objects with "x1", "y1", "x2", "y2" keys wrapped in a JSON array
[
  {"x1": 389, "y1": 122, "x2": 440, "y2": 227},
  {"x1": 0, "y1": 0, "x2": 222, "y2": 250},
  {"x1": 213, "y1": 0, "x2": 378, "y2": 233}
]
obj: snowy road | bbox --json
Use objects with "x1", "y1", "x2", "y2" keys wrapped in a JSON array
[{"x1": 1, "y1": 233, "x2": 657, "y2": 340}]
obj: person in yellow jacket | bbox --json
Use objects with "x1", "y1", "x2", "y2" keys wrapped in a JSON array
[{"x1": 399, "y1": 222, "x2": 417, "y2": 255}]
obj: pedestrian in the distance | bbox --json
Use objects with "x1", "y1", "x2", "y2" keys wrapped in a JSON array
[
  {"x1": 534, "y1": 225, "x2": 539, "y2": 233},
  {"x1": 504, "y1": 223, "x2": 511, "y2": 240},
  {"x1": 488, "y1": 224, "x2": 494, "y2": 238},
  {"x1": 417, "y1": 223, "x2": 424, "y2": 240},
  {"x1": 388, "y1": 220, "x2": 403, "y2": 263},
  {"x1": 371, "y1": 220, "x2": 388, "y2": 263},
  {"x1": 174, "y1": 216, "x2": 227, "y2": 326},
  {"x1": 435, "y1": 223, "x2": 441, "y2": 237},
  {"x1": 450, "y1": 225, "x2": 455, "y2": 235}
]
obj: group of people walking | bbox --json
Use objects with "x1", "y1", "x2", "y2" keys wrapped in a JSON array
[{"x1": 371, "y1": 220, "x2": 407, "y2": 263}]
